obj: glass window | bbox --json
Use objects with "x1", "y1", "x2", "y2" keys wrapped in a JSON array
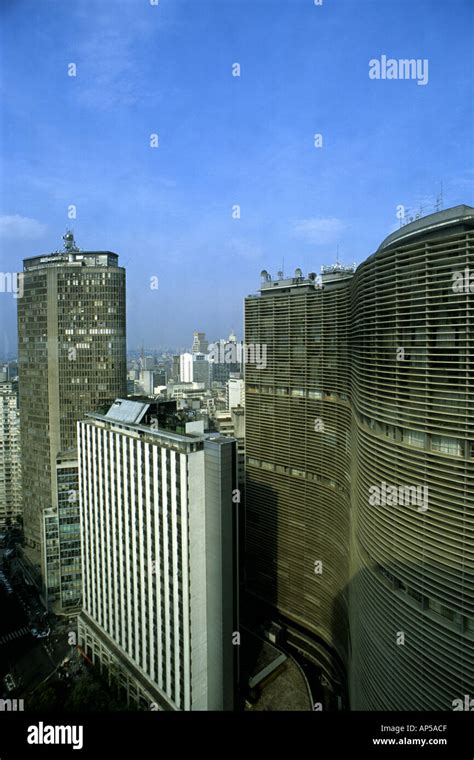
[
  {"x1": 404, "y1": 429, "x2": 426, "y2": 448},
  {"x1": 431, "y1": 435, "x2": 462, "y2": 456}
]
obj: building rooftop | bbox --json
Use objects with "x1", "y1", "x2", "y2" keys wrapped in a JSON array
[
  {"x1": 23, "y1": 250, "x2": 120, "y2": 271},
  {"x1": 105, "y1": 399, "x2": 150, "y2": 425},
  {"x1": 249, "y1": 205, "x2": 474, "y2": 297},
  {"x1": 258, "y1": 268, "x2": 320, "y2": 294},
  {"x1": 377, "y1": 204, "x2": 474, "y2": 252},
  {"x1": 85, "y1": 398, "x2": 233, "y2": 451},
  {"x1": 23, "y1": 230, "x2": 120, "y2": 271},
  {"x1": 253, "y1": 262, "x2": 356, "y2": 296}
]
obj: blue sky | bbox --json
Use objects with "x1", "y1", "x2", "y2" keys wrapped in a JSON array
[{"x1": 0, "y1": 0, "x2": 473, "y2": 354}]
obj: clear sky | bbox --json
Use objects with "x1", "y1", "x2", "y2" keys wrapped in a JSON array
[{"x1": 0, "y1": 0, "x2": 473, "y2": 354}]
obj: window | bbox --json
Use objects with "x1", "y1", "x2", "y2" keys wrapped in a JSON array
[
  {"x1": 404, "y1": 429, "x2": 426, "y2": 449},
  {"x1": 291, "y1": 468, "x2": 305, "y2": 479},
  {"x1": 248, "y1": 457, "x2": 260, "y2": 467},
  {"x1": 431, "y1": 435, "x2": 462, "y2": 456}
]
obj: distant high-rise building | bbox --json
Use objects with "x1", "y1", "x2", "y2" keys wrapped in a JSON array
[
  {"x1": 0, "y1": 362, "x2": 18, "y2": 382},
  {"x1": 77, "y1": 398, "x2": 239, "y2": 710},
  {"x1": 192, "y1": 353, "x2": 210, "y2": 389},
  {"x1": 179, "y1": 353, "x2": 193, "y2": 384},
  {"x1": 245, "y1": 205, "x2": 474, "y2": 710},
  {"x1": 171, "y1": 355, "x2": 180, "y2": 382},
  {"x1": 226, "y1": 376, "x2": 244, "y2": 410},
  {"x1": 192, "y1": 331, "x2": 208, "y2": 354},
  {"x1": 209, "y1": 339, "x2": 241, "y2": 385},
  {"x1": 0, "y1": 381, "x2": 22, "y2": 528},
  {"x1": 17, "y1": 231, "x2": 126, "y2": 598},
  {"x1": 142, "y1": 356, "x2": 155, "y2": 370},
  {"x1": 138, "y1": 369, "x2": 166, "y2": 396}
]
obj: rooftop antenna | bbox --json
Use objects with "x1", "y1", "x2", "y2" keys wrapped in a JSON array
[
  {"x1": 63, "y1": 229, "x2": 79, "y2": 252},
  {"x1": 435, "y1": 182, "x2": 444, "y2": 212}
]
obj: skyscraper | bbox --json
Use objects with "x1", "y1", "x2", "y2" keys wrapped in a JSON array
[
  {"x1": 350, "y1": 205, "x2": 474, "y2": 709},
  {"x1": 171, "y1": 355, "x2": 180, "y2": 382},
  {"x1": 192, "y1": 353, "x2": 210, "y2": 389},
  {"x1": 77, "y1": 399, "x2": 239, "y2": 710},
  {"x1": 226, "y1": 376, "x2": 244, "y2": 410},
  {"x1": 192, "y1": 331, "x2": 208, "y2": 354},
  {"x1": 17, "y1": 231, "x2": 126, "y2": 596},
  {"x1": 245, "y1": 205, "x2": 474, "y2": 710},
  {"x1": 0, "y1": 381, "x2": 22, "y2": 528},
  {"x1": 244, "y1": 264, "x2": 354, "y2": 700},
  {"x1": 179, "y1": 353, "x2": 193, "y2": 384}
]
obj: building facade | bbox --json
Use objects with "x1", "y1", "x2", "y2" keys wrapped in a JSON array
[
  {"x1": 192, "y1": 353, "x2": 210, "y2": 389},
  {"x1": 77, "y1": 399, "x2": 239, "y2": 711},
  {"x1": 245, "y1": 205, "x2": 474, "y2": 710},
  {"x1": 209, "y1": 343, "x2": 241, "y2": 386},
  {"x1": 349, "y1": 205, "x2": 474, "y2": 710},
  {"x1": 215, "y1": 408, "x2": 245, "y2": 494},
  {"x1": 43, "y1": 451, "x2": 82, "y2": 610},
  {"x1": 0, "y1": 381, "x2": 22, "y2": 528},
  {"x1": 244, "y1": 265, "x2": 353, "y2": 696},
  {"x1": 17, "y1": 232, "x2": 126, "y2": 597},
  {"x1": 226, "y1": 376, "x2": 244, "y2": 410},
  {"x1": 192, "y1": 331, "x2": 208, "y2": 354},
  {"x1": 179, "y1": 353, "x2": 193, "y2": 384}
]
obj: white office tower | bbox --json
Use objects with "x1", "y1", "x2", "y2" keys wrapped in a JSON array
[
  {"x1": 179, "y1": 352, "x2": 193, "y2": 383},
  {"x1": 226, "y1": 377, "x2": 244, "y2": 410},
  {"x1": 77, "y1": 399, "x2": 238, "y2": 711}
]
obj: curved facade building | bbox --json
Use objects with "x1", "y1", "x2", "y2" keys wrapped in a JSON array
[
  {"x1": 244, "y1": 267, "x2": 354, "y2": 695},
  {"x1": 245, "y1": 205, "x2": 474, "y2": 710},
  {"x1": 350, "y1": 205, "x2": 474, "y2": 709}
]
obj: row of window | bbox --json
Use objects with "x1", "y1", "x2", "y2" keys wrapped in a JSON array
[
  {"x1": 361, "y1": 414, "x2": 468, "y2": 457},
  {"x1": 247, "y1": 385, "x2": 348, "y2": 401},
  {"x1": 376, "y1": 564, "x2": 474, "y2": 635}
]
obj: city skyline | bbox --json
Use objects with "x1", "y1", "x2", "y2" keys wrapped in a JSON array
[
  {"x1": 1, "y1": 0, "x2": 473, "y2": 352},
  {"x1": 0, "y1": 0, "x2": 473, "y2": 744}
]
